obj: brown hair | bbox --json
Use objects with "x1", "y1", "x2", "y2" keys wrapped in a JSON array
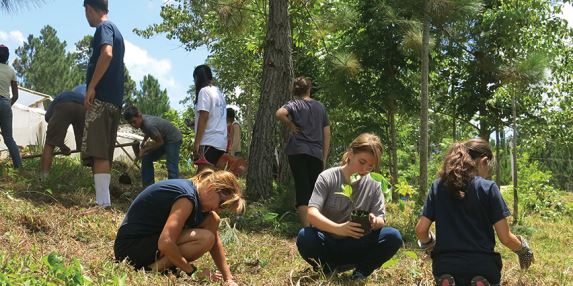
[
  {"x1": 192, "y1": 169, "x2": 246, "y2": 213},
  {"x1": 438, "y1": 138, "x2": 493, "y2": 200},
  {"x1": 292, "y1": 76, "x2": 311, "y2": 97},
  {"x1": 341, "y1": 133, "x2": 383, "y2": 170}
]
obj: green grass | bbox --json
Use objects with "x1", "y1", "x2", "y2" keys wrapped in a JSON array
[{"x1": 0, "y1": 157, "x2": 572, "y2": 285}]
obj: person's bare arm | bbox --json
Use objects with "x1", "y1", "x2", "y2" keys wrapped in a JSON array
[
  {"x1": 10, "y1": 80, "x2": 18, "y2": 105},
  {"x1": 140, "y1": 135, "x2": 165, "y2": 156},
  {"x1": 193, "y1": 110, "x2": 209, "y2": 157},
  {"x1": 415, "y1": 216, "x2": 433, "y2": 243},
  {"x1": 198, "y1": 212, "x2": 235, "y2": 283},
  {"x1": 276, "y1": 107, "x2": 298, "y2": 134},
  {"x1": 156, "y1": 198, "x2": 195, "y2": 274},
  {"x1": 493, "y1": 218, "x2": 522, "y2": 251},
  {"x1": 84, "y1": 44, "x2": 113, "y2": 109}
]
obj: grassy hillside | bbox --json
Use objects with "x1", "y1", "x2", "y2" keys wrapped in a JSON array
[{"x1": 1, "y1": 157, "x2": 572, "y2": 285}]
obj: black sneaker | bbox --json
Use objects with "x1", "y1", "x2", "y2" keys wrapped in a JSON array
[
  {"x1": 437, "y1": 274, "x2": 456, "y2": 286},
  {"x1": 471, "y1": 276, "x2": 490, "y2": 286}
]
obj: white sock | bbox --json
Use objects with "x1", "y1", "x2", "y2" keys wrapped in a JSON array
[{"x1": 94, "y1": 173, "x2": 111, "y2": 207}]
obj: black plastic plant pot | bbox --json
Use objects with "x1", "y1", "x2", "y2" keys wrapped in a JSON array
[{"x1": 351, "y1": 210, "x2": 371, "y2": 234}]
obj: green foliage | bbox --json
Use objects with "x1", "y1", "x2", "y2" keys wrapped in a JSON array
[
  {"x1": 132, "y1": 74, "x2": 171, "y2": 117},
  {"x1": 395, "y1": 179, "x2": 417, "y2": 199},
  {"x1": 517, "y1": 153, "x2": 573, "y2": 220},
  {"x1": 13, "y1": 25, "x2": 84, "y2": 95},
  {"x1": 0, "y1": 252, "x2": 92, "y2": 285}
]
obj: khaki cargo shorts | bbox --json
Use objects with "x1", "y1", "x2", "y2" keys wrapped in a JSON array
[
  {"x1": 81, "y1": 99, "x2": 120, "y2": 167},
  {"x1": 46, "y1": 101, "x2": 86, "y2": 149}
]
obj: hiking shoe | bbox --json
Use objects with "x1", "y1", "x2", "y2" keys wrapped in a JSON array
[
  {"x1": 437, "y1": 274, "x2": 456, "y2": 286},
  {"x1": 471, "y1": 276, "x2": 490, "y2": 286}
]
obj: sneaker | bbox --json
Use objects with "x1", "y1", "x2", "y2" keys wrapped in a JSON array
[
  {"x1": 437, "y1": 274, "x2": 456, "y2": 286},
  {"x1": 471, "y1": 276, "x2": 490, "y2": 286},
  {"x1": 350, "y1": 271, "x2": 366, "y2": 281}
]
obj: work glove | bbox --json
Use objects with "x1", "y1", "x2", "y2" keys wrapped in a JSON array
[{"x1": 514, "y1": 235, "x2": 534, "y2": 269}]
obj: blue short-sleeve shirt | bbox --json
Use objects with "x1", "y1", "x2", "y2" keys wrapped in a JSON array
[
  {"x1": 116, "y1": 179, "x2": 207, "y2": 239},
  {"x1": 86, "y1": 20, "x2": 125, "y2": 108},
  {"x1": 422, "y1": 176, "x2": 511, "y2": 255}
]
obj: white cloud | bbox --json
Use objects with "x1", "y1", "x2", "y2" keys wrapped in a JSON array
[
  {"x1": 124, "y1": 40, "x2": 187, "y2": 110},
  {"x1": 561, "y1": 3, "x2": 573, "y2": 28},
  {"x1": 0, "y1": 30, "x2": 25, "y2": 47}
]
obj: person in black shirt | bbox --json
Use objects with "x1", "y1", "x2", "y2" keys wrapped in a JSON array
[
  {"x1": 114, "y1": 170, "x2": 245, "y2": 286},
  {"x1": 416, "y1": 138, "x2": 534, "y2": 286}
]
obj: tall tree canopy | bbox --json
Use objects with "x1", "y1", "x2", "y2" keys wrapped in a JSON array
[{"x1": 13, "y1": 25, "x2": 83, "y2": 96}]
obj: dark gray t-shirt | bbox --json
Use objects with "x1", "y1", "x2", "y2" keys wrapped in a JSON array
[
  {"x1": 141, "y1": 115, "x2": 182, "y2": 144},
  {"x1": 308, "y1": 167, "x2": 385, "y2": 224},
  {"x1": 282, "y1": 98, "x2": 329, "y2": 160}
]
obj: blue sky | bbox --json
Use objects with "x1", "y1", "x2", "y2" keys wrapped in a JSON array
[{"x1": 0, "y1": 0, "x2": 208, "y2": 111}]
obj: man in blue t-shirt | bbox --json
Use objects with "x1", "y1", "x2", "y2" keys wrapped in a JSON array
[
  {"x1": 40, "y1": 85, "x2": 86, "y2": 179},
  {"x1": 81, "y1": 0, "x2": 125, "y2": 208}
]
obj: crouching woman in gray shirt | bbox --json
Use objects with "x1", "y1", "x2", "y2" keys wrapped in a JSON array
[{"x1": 296, "y1": 133, "x2": 402, "y2": 281}]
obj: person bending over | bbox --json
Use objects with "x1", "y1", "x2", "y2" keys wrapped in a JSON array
[
  {"x1": 123, "y1": 105, "x2": 183, "y2": 186},
  {"x1": 415, "y1": 138, "x2": 534, "y2": 286},
  {"x1": 41, "y1": 85, "x2": 86, "y2": 178},
  {"x1": 114, "y1": 169, "x2": 245, "y2": 286}
]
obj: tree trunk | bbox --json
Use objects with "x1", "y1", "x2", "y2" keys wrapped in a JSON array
[
  {"x1": 511, "y1": 91, "x2": 519, "y2": 224},
  {"x1": 246, "y1": 0, "x2": 293, "y2": 201},
  {"x1": 452, "y1": 117, "x2": 457, "y2": 142},
  {"x1": 387, "y1": 103, "x2": 398, "y2": 201},
  {"x1": 418, "y1": 1, "x2": 430, "y2": 205},
  {"x1": 495, "y1": 124, "x2": 502, "y2": 186}
]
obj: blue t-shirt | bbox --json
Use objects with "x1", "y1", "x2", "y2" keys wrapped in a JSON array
[
  {"x1": 282, "y1": 98, "x2": 329, "y2": 161},
  {"x1": 86, "y1": 20, "x2": 125, "y2": 108},
  {"x1": 422, "y1": 176, "x2": 511, "y2": 278},
  {"x1": 45, "y1": 91, "x2": 85, "y2": 122},
  {"x1": 116, "y1": 179, "x2": 208, "y2": 240}
]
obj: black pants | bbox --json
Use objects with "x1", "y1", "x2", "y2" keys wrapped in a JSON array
[{"x1": 288, "y1": 154, "x2": 323, "y2": 207}]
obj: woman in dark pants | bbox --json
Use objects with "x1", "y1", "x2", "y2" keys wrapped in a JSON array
[
  {"x1": 276, "y1": 76, "x2": 330, "y2": 226},
  {"x1": 297, "y1": 133, "x2": 402, "y2": 282},
  {"x1": 0, "y1": 44, "x2": 21, "y2": 168}
]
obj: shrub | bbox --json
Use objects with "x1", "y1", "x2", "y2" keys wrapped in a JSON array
[{"x1": 517, "y1": 153, "x2": 573, "y2": 220}]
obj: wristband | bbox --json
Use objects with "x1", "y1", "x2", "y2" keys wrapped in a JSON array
[{"x1": 417, "y1": 231, "x2": 436, "y2": 250}]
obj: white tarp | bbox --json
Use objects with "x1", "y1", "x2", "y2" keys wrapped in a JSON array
[{"x1": 0, "y1": 103, "x2": 48, "y2": 152}]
